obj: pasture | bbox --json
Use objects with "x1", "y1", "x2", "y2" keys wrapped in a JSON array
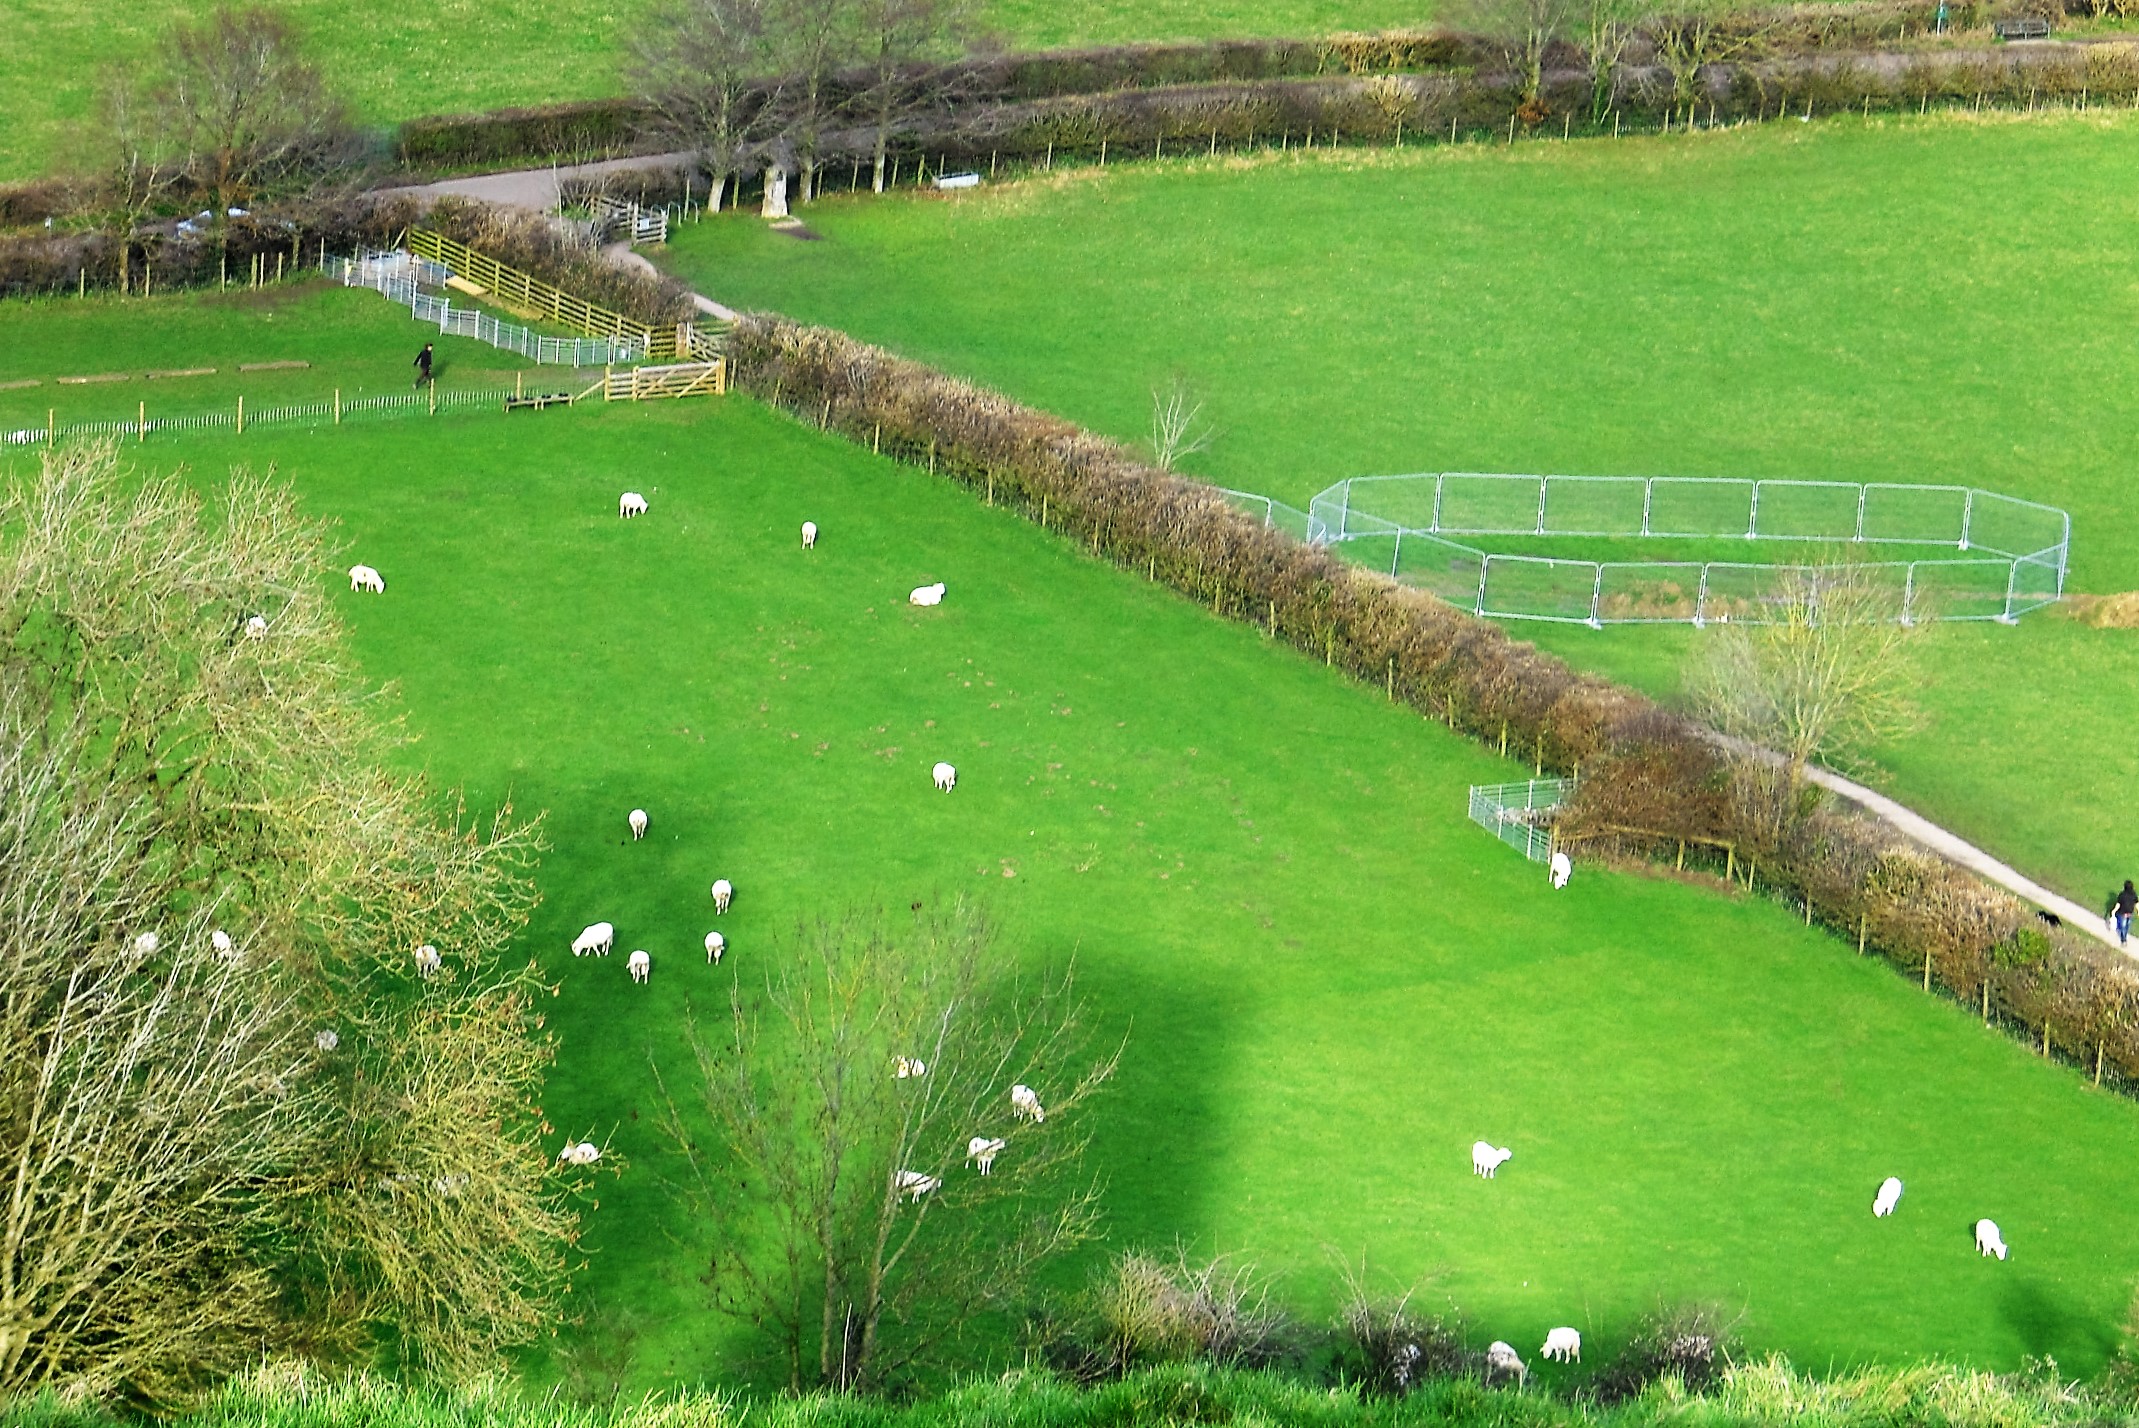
[
  {"x1": 655, "y1": 110, "x2": 2139, "y2": 903},
  {"x1": 11, "y1": 259, "x2": 2139, "y2": 1386}
]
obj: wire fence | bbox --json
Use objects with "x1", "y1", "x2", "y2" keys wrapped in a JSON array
[
  {"x1": 1310, "y1": 473, "x2": 2071, "y2": 626},
  {"x1": 325, "y1": 250, "x2": 649, "y2": 367},
  {"x1": 1468, "y1": 778, "x2": 1575, "y2": 862},
  {"x1": 3, "y1": 383, "x2": 554, "y2": 449},
  {"x1": 1219, "y1": 487, "x2": 1314, "y2": 543}
]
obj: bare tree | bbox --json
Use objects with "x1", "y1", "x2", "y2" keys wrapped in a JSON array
[
  {"x1": 0, "y1": 444, "x2": 582, "y2": 1400},
  {"x1": 1149, "y1": 375, "x2": 1215, "y2": 472},
  {"x1": 627, "y1": 0, "x2": 780, "y2": 214},
  {"x1": 1450, "y1": 0, "x2": 1578, "y2": 114},
  {"x1": 1581, "y1": 0, "x2": 1660, "y2": 123},
  {"x1": 1649, "y1": 0, "x2": 1768, "y2": 120},
  {"x1": 94, "y1": 64, "x2": 184, "y2": 293},
  {"x1": 653, "y1": 901, "x2": 1117, "y2": 1393},
  {"x1": 766, "y1": 0, "x2": 853, "y2": 204},
  {"x1": 847, "y1": 0, "x2": 972, "y2": 193}
]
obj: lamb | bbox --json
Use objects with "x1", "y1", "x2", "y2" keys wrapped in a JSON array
[
  {"x1": 1485, "y1": 1341, "x2": 1528, "y2": 1385},
  {"x1": 628, "y1": 808, "x2": 648, "y2": 840},
  {"x1": 348, "y1": 564, "x2": 385, "y2": 593},
  {"x1": 967, "y1": 1137, "x2": 1006, "y2": 1175},
  {"x1": 1472, "y1": 1141, "x2": 1513, "y2": 1178},
  {"x1": 1010, "y1": 1084, "x2": 1045, "y2": 1122},
  {"x1": 244, "y1": 615, "x2": 269, "y2": 638},
  {"x1": 1975, "y1": 1218, "x2": 2009, "y2": 1260},
  {"x1": 211, "y1": 929, "x2": 233, "y2": 955},
  {"x1": 896, "y1": 1170, "x2": 942, "y2": 1201},
  {"x1": 909, "y1": 582, "x2": 946, "y2": 606},
  {"x1": 628, "y1": 949, "x2": 651, "y2": 983},
  {"x1": 1550, "y1": 851, "x2": 1572, "y2": 889},
  {"x1": 933, "y1": 761, "x2": 957, "y2": 792},
  {"x1": 710, "y1": 879, "x2": 733, "y2": 914},
  {"x1": 1873, "y1": 1176, "x2": 1904, "y2": 1217},
  {"x1": 1540, "y1": 1327, "x2": 1581, "y2": 1364},
  {"x1": 619, "y1": 491, "x2": 648, "y2": 518},
  {"x1": 415, "y1": 944, "x2": 442, "y2": 978},
  {"x1": 802, "y1": 521, "x2": 818, "y2": 549},
  {"x1": 315, "y1": 1029, "x2": 339, "y2": 1052},
  {"x1": 705, "y1": 931, "x2": 727, "y2": 964},
  {"x1": 132, "y1": 931, "x2": 159, "y2": 955},
  {"x1": 895, "y1": 1057, "x2": 928, "y2": 1079},
  {"x1": 559, "y1": 1141, "x2": 601, "y2": 1166},
  {"x1": 572, "y1": 921, "x2": 616, "y2": 957}
]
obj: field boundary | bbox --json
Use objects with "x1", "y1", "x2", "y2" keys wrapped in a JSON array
[
  {"x1": 407, "y1": 230, "x2": 720, "y2": 361},
  {"x1": 328, "y1": 249, "x2": 648, "y2": 366}
]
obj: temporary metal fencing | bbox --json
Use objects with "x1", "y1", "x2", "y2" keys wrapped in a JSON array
[
  {"x1": 1308, "y1": 473, "x2": 2071, "y2": 626},
  {"x1": 1218, "y1": 488, "x2": 1314, "y2": 543},
  {"x1": 325, "y1": 250, "x2": 648, "y2": 366},
  {"x1": 1468, "y1": 778, "x2": 1575, "y2": 862}
]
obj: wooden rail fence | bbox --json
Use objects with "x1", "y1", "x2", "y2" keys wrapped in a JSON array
[
  {"x1": 577, "y1": 361, "x2": 728, "y2": 402},
  {"x1": 407, "y1": 230, "x2": 723, "y2": 362}
]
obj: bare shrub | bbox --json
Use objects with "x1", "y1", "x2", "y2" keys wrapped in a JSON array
[
  {"x1": 1148, "y1": 375, "x2": 1215, "y2": 471},
  {"x1": 1044, "y1": 1250, "x2": 1296, "y2": 1379},
  {"x1": 1589, "y1": 1304, "x2": 1738, "y2": 1403},
  {"x1": 1334, "y1": 1278, "x2": 1469, "y2": 1395}
]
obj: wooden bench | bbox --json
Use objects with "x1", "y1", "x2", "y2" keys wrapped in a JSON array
[
  {"x1": 504, "y1": 392, "x2": 574, "y2": 411},
  {"x1": 1992, "y1": 17, "x2": 2051, "y2": 39}
]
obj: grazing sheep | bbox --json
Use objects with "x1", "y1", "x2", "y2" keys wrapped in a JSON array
[
  {"x1": 1541, "y1": 1328, "x2": 1581, "y2": 1364},
  {"x1": 967, "y1": 1137, "x2": 1006, "y2": 1175},
  {"x1": 619, "y1": 491, "x2": 648, "y2": 518},
  {"x1": 1485, "y1": 1341, "x2": 1528, "y2": 1385},
  {"x1": 1874, "y1": 1177, "x2": 1904, "y2": 1217},
  {"x1": 244, "y1": 615, "x2": 269, "y2": 638},
  {"x1": 802, "y1": 521, "x2": 818, "y2": 549},
  {"x1": 628, "y1": 808, "x2": 648, "y2": 840},
  {"x1": 315, "y1": 1029, "x2": 339, "y2": 1052},
  {"x1": 909, "y1": 582, "x2": 946, "y2": 606},
  {"x1": 705, "y1": 931, "x2": 726, "y2": 964},
  {"x1": 895, "y1": 1057, "x2": 927, "y2": 1079},
  {"x1": 933, "y1": 761, "x2": 957, "y2": 792},
  {"x1": 559, "y1": 1141, "x2": 601, "y2": 1166},
  {"x1": 1472, "y1": 1141, "x2": 1513, "y2": 1178},
  {"x1": 349, "y1": 564, "x2": 385, "y2": 593},
  {"x1": 1011, "y1": 1084, "x2": 1045, "y2": 1122},
  {"x1": 415, "y1": 944, "x2": 442, "y2": 978},
  {"x1": 1975, "y1": 1218, "x2": 2008, "y2": 1260},
  {"x1": 711, "y1": 879, "x2": 733, "y2": 914},
  {"x1": 132, "y1": 931, "x2": 160, "y2": 955},
  {"x1": 211, "y1": 929, "x2": 232, "y2": 954},
  {"x1": 572, "y1": 921, "x2": 616, "y2": 957},
  {"x1": 896, "y1": 1170, "x2": 941, "y2": 1201},
  {"x1": 628, "y1": 949, "x2": 651, "y2": 984},
  {"x1": 1550, "y1": 851, "x2": 1572, "y2": 889}
]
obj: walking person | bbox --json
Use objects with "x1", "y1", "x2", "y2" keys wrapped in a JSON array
[
  {"x1": 413, "y1": 342, "x2": 435, "y2": 388},
  {"x1": 2111, "y1": 880, "x2": 2137, "y2": 945}
]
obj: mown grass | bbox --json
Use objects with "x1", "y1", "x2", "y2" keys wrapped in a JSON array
[{"x1": 654, "y1": 110, "x2": 2139, "y2": 903}]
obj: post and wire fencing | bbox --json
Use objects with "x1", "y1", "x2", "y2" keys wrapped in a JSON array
[
  {"x1": 1467, "y1": 778, "x2": 1576, "y2": 863},
  {"x1": 1308, "y1": 473, "x2": 2071, "y2": 627}
]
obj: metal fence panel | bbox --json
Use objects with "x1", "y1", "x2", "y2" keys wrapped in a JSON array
[
  {"x1": 1467, "y1": 778, "x2": 1575, "y2": 862},
  {"x1": 1748, "y1": 480, "x2": 1862, "y2": 541},
  {"x1": 1542, "y1": 475, "x2": 1647, "y2": 535},
  {"x1": 1596, "y1": 562, "x2": 1705, "y2": 623},
  {"x1": 1645, "y1": 477, "x2": 1758, "y2": 537},
  {"x1": 1395, "y1": 532, "x2": 1487, "y2": 606},
  {"x1": 1861, "y1": 483, "x2": 1969, "y2": 545},
  {"x1": 1480, "y1": 555, "x2": 1601, "y2": 622},
  {"x1": 1437, "y1": 473, "x2": 1549, "y2": 534}
]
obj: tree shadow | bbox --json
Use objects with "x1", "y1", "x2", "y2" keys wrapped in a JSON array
[{"x1": 1998, "y1": 1273, "x2": 2119, "y2": 1374}]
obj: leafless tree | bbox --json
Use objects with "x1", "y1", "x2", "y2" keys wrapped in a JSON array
[
  {"x1": 93, "y1": 64, "x2": 185, "y2": 293},
  {"x1": 627, "y1": 0, "x2": 781, "y2": 214},
  {"x1": 1581, "y1": 0, "x2": 1661, "y2": 122},
  {"x1": 653, "y1": 901, "x2": 1117, "y2": 1393},
  {"x1": 766, "y1": 0, "x2": 853, "y2": 203},
  {"x1": 847, "y1": 0, "x2": 972, "y2": 192},
  {"x1": 1450, "y1": 0, "x2": 1578, "y2": 113},
  {"x1": 1150, "y1": 375, "x2": 1215, "y2": 472},
  {"x1": 1650, "y1": 0, "x2": 1768, "y2": 120},
  {"x1": 0, "y1": 444, "x2": 582, "y2": 1401}
]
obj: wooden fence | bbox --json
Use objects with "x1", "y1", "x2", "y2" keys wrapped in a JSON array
[
  {"x1": 407, "y1": 230, "x2": 721, "y2": 361},
  {"x1": 581, "y1": 360, "x2": 728, "y2": 402}
]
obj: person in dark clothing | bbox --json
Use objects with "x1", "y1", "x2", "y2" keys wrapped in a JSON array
[
  {"x1": 2111, "y1": 881, "x2": 2137, "y2": 945},
  {"x1": 413, "y1": 343, "x2": 435, "y2": 387}
]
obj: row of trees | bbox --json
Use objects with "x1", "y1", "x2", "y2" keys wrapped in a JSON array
[{"x1": 1450, "y1": 0, "x2": 1770, "y2": 124}]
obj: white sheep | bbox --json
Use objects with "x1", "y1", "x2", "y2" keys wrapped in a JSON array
[
  {"x1": 415, "y1": 944, "x2": 442, "y2": 978},
  {"x1": 710, "y1": 879, "x2": 733, "y2": 914},
  {"x1": 895, "y1": 1057, "x2": 928, "y2": 1079},
  {"x1": 572, "y1": 921, "x2": 616, "y2": 957},
  {"x1": 559, "y1": 1141, "x2": 601, "y2": 1166},
  {"x1": 1541, "y1": 1327, "x2": 1581, "y2": 1364},
  {"x1": 896, "y1": 1169, "x2": 942, "y2": 1201},
  {"x1": 628, "y1": 949, "x2": 651, "y2": 984},
  {"x1": 802, "y1": 521, "x2": 818, "y2": 548},
  {"x1": 1975, "y1": 1218, "x2": 2008, "y2": 1260},
  {"x1": 705, "y1": 930, "x2": 727, "y2": 964},
  {"x1": 628, "y1": 808, "x2": 648, "y2": 840},
  {"x1": 348, "y1": 564, "x2": 385, "y2": 593},
  {"x1": 909, "y1": 582, "x2": 946, "y2": 606},
  {"x1": 244, "y1": 615, "x2": 269, "y2": 638},
  {"x1": 1486, "y1": 1341, "x2": 1528, "y2": 1384},
  {"x1": 1011, "y1": 1084, "x2": 1045, "y2": 1122},
  {"x1": 1873, "y1": 1176, "x2": 1904, "y2": 1217},
  {"x1": 619, "y1": 491, "x2": 648, "y2": 518},
  {"x1": 967, "y1": 1136, "x2": 1006, "y2": 1175},
  {"x1": 132, "y1": 931, "x2": 159, "y2": 955},
  {"x1": 932, "y1": 761, "x2": 958, "y2": 792},
  {"x1": 1472, "y1": 1141, "x2": 1513, "y2": 1178},
  {"x1": 1550, "y1": 851, "x2": 1572, "y2": 889},
  {"x1": 211, "y1": 929, "x2": 233, "y2": 955},
  {"x1": 315, "y1": 1029, "x2": 339, "y2": 1052}
]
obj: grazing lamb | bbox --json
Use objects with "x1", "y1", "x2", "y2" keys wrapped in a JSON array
[
  {"x1": 1472, "y1": 1141, "x2": 1513, "y2": 1178},
  {"x1": 710, "y1": 879, "x2": 733, "y2": 914},
  {"x1": 315, "y1": 1029, "x2": 339, "y2": 1052},
  {"x1": 909, "y1": 582, "x2": 946, "y2": 606},
  {"x1": 1550, "y1": 851, "x2": 1572, "y2": 889},
  {"x1": 1541, "y1": 1327, "x2": 1581, "y2": 1364},
  {"x1": 1011, "y1": 1084, "x2": 1045, "y2": 1122},
  {"x1": 628, "y1": 949, "x2": 651, "y2": 984},
  {"x1": 1873, "y1": 1176, "x2": 1904, "y2": 1218},
  {"x1": 211, "y1": 929, "x2": 233, "y2": 954},
  {"x1": 933, "y1": 761, "x2": 957, "y2": 792},
  {"x1": 415, "y1": 944, "x2": 442, "y2": 978},
  {"x1": 628, "y1": 808, "x2": 648, "y2": 840},
  {"x1": 1975, "y1": 1218, "x2": 2009, "y2": 1260},
  {"x1": 244, "y1": 615, "x2": 269, "y2": 638},
  {"x1": 802, "y1": 521, "x2": 818, "y2": 549},
  {"x1": 572, "y1": 921, "x2": 616, "y2": 957},
  {"x1": 619, "y1": 491, "x2": 648, "y2": 518},
  {"x1": 1485, "y1": 1341, "x2": 1528, "y2": 1385},
  {"x1": 895, "y1": 1057, "x2": 927, "y2": 1079},
  {"x1": 559, "y1": 1141, "x2": 602, "y2": 1166},
  {"x1": 132, "y1": 931, "x2": 160, "y2": 955},
  {"x1": 896, "y1": 1170, "x2": 942, "y2": 1201},
  {"x1": 348, "y1": 564, "x2": 385, "y2": 593},
  {"x1": 705, "y1": 931, "x2": 727, "y2": 964},
  {"x1": 967, "y1": 1137, "x2": 1006, "y2": 1175}
]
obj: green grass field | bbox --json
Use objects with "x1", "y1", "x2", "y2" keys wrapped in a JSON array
[{"x1": 653, "y1": 110, "x2": 2139, "y2": 905}]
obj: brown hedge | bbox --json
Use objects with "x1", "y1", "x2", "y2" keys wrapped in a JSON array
[{"x1": 725, "y1": 311, "x2": 2139, "y2": 1090}]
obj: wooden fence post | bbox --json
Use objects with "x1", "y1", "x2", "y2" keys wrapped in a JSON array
[
  {"x1": 1922, "y1": 948, "x2": 1932, "y2": 991},
  {"x1": 138, "y1": 400, "x2": 145, "y2": 442},
  {"x1": 333, "y1": 390, "x2": 340, "y2": 425},
  {"x1": 236, "y1": 395, "x2": 244, "y2": 435},
  {"x1": 1858, "y1": 914, "x2": 1867, "y2": 954}
]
